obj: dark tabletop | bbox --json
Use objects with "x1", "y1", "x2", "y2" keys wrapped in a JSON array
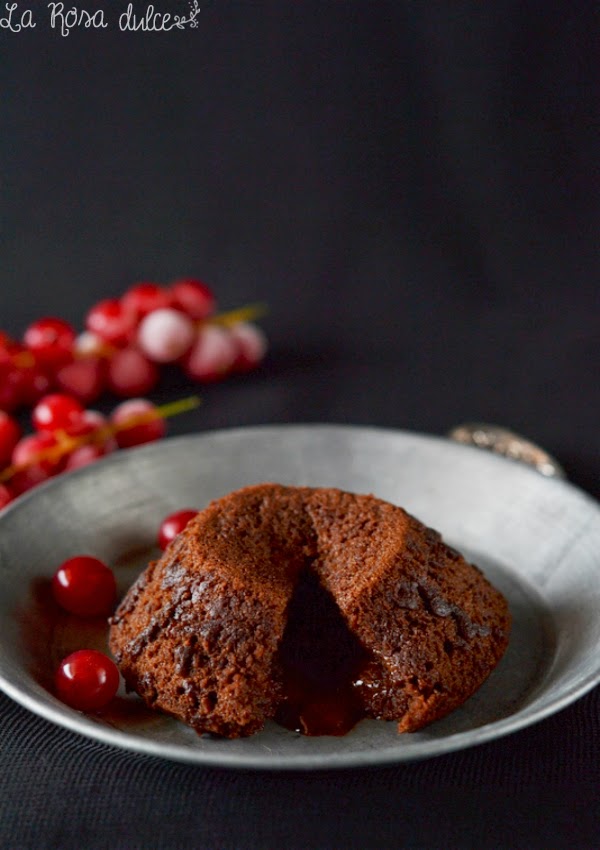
[{"x1": 1, "y1": 3, "x2": 599, "y2": 848}]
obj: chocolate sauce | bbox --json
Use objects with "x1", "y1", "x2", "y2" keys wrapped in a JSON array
[{"x1": 274, "y1": 570, "x2": 374, "y2": 736}]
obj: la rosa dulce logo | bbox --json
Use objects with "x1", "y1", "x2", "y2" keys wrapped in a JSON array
[{"x1": 0, "y1": 1, "x2": 201, "y2": 34}]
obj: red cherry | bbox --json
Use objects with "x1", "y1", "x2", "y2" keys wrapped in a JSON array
[
  {"x1": 32, "y1": 393, "x2": 84, "y2": 433},
  {"x1": 106, "y1": 347, "x2": 159, "y2": 397},
  {"x1": 170, "y1": 279, "x2": 216, "y2": 320},
  {"x1": 0, "y1": 483, "x2": 13, "y2": 509},
  {"x1": 0, "y1": 411, "x2": 21, "y2": 467},
  {"x1": 23, "y1": 317, "x2": 75, "y2": 371},
  {"x1": 85, "y1": 299, "x2": 137, "y2": 347},
  {"x1": 158, "y1": 509, "x2": 197, "y2": 550},
  {"x1": 52, "y1": 555, "x2": 117, "y2": 616},
  {"x1": 121, "y1": 282, "x2": 172, "y2": 319},
  {"x1": 55, "y1": 649, "x2": 120, "y2": 712},
  {"x1": 55, "y1": 357, "x2": 106, "y2": 405},
  {"x1": 110, "y1": 398, "x2": 166, "y2": 449}
]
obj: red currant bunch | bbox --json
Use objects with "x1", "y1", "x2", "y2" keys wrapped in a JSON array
[{"x1": 0, "y1": 276, "x2": 267, "y2": 508}]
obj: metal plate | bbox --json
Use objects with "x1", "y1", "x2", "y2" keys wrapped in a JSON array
[{"x1": 0, "y1": 424, "x2": 599, "y2": 770}]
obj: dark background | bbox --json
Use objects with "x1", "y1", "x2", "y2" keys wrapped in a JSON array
[{"x1": 1, "y1": 2, "x2": 599, "y2": 848}]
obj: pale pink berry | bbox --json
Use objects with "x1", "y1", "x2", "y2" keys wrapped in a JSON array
[
  {"x1": 182, "y1": 325, "x2": 238, "y2": 382},
  {"x1": 137, "y1": 308, "x2": 195, "y2": 363},
  {"x1": 230, "y1": 322, "x2": 268, "y2": 372}
]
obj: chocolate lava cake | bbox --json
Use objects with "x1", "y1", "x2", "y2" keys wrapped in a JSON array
[{"x1": 109, "y1": 484, "x2": 511, "y2": 738}]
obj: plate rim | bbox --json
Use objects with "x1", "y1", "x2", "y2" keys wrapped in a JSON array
[{"x1": 1, "y1": 422, "x2": 599, "y2": 771}]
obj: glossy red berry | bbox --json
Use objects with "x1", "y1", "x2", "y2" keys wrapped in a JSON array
[
  {"x1": 0, "y1": 411, "x2": 21, "y2": 467},
  {"x1": 85, "y1": 299, "x2": 137, "y2": 347},
  {"x1": 55, "y1": 357, "x2": 106, "y2": 405},
  {"x1": 158, "y1": 509, "x2": 197, "y2": 550},
  {"x1": 32, "y1": 393, "x2": 84, "y2": 433},
  {"x1": 52, "y1": 555, "x2": 117, "y2": 616},
  {"x1": 111, "y1": 398, "x2": 166, "y2": 449},
  {"x1": 106, "y1": 347, "x2": 159, "y2": 397},
  {"x1": 170, "y1": 278, "x2": 215, "y2": 320},
  {"x1": 121, "y1": 282, "x2": 172, "y2": 319},
  {"x1": 55, "y1": 649, "x2": 120, "y2": 712},
  {"x1": 23, "y1": 317, "x2": 76, "y2": 371}
]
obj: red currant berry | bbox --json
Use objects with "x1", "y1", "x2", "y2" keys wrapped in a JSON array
[
  {"x1": 63, "y1": 411, "x2": 116, "y2": 468},
  {"x1": 158, "y1": 509, "x2": 197, "y2": 550},
  {"x1": 0, "y1": 483, "x2": 13, "y2": 510},
  {"x1": 65, "y1": 443, "x2": 105, "y2": 471},
  {"x1": 74, "y1": 331, "x2": 110, "y2": 359},
  {"x1": 55, "y1": 649, "x2": 120, "y2": 712},
  {"x1": 23, "y1": 317, "x2": 76, "y2": 371},
  {"x1": 55, "y1": 357, "x2": 106, "y2": 406},
  {"x1": 12, "y1": 431, "x2": 65, "y2": 475},
  {"x1": 182, "y1": 325, "x2": 238, "y2": 382},
  {"x1": 170, "y1": 279, "x2": 215, "y2": 320},
  {"x1": 111, "y1": 398, "x2": 166, "y2": 449},
  {"x1": 0, "y1": 362, "x2": 25, "y2": 413},
  {"x1": 32, "y1": 393, "x2": 85, "y2": 433},
  {"x1": 137, "y1": 308, "x2": 195, "y2": 364},
  {"x1": 52, "y1": 555, "x2": 117, "y2": 616},
  {"x1": 230, "y1": 322, "x2": 268, "y2": 372},
  {"x1": 0, "y1": 411, "x2": 21, "y2": 467},
  {"x1": 9, "y1": 464, "x2": 52, "y2": 496},
  {"x1": 18, "y1": 364, "x2": 53, "y2": 407},
  {"x1": 65, "y1": 408, "x2": 106, "y2": 436},
  {"x1": 106, "y1": 347, "x2": 159, "y2": 397},
  {"x1": 121, "y1": 282, "x2": 172, "y2": 319},
  {"x1": 85, "y1": 299, "x2": 137, "y2": 347}
]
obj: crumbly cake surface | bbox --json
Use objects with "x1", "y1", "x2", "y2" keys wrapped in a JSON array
[{"x1": 109, "y1": 483, "x2": 511, "y2": 737}]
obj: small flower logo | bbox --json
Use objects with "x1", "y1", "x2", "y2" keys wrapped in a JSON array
[
  {"x1": 173, "y1": 0, "x2": 200, "y2": 29},
  {"x1": 188, "y1": 0, "x2": 200, "y2": 27}
]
